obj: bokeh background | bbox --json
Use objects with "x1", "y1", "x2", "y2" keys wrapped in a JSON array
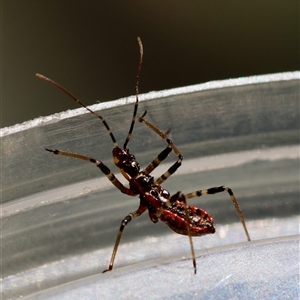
[{"x1": 2, "y1": 1, "x2": 299, "y2": 128}]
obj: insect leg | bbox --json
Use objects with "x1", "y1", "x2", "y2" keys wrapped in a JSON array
[
  {"x1": 46, "y1": 148, "x2": 135, "y2": 196},
  {"x1": 170, "y1": 191, "x2": 197, "y2": 274},
  {"x1": 143, "y1": 144, "x2": 173, "y2": 175},
  {"x1": 102, "y1": 205, "x2": 147, "y2": 273},
  {"x1": 185, "y1": 186, "x2": 251, "y2": 241},
  {"x1": 139, "y1": 111, "x2": 183, "y2": 183}
]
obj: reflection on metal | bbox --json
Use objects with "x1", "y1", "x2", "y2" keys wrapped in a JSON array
[{"x1": 1, "y1": 72, "x2": 299, "y2": 299}]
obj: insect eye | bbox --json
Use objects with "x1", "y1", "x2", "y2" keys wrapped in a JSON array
[{"x1": 161, "y1": 189, "x2": 170, "y2": 198}]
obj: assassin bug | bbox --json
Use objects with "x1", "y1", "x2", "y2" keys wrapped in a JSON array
[{"x1": 36, "y1": 37, "x2": 251, "y2": 274}]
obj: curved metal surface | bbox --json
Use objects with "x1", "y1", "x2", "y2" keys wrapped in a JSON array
[{"x1": 1, "y1": 72, "x2": 299, "y2": 299}]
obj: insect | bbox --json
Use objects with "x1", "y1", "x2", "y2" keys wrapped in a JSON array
[{"x1": 36, "y1": 37, "x2": 251, "y2": 274}]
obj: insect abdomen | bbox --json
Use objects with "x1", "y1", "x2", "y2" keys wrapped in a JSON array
[{"x1": 160, "y1": 201, "x2": 215, "y2": 236}]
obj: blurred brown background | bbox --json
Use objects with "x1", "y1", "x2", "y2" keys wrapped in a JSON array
[{"x1": 2, "y1": 1, "x2": 299, "y2": 128}]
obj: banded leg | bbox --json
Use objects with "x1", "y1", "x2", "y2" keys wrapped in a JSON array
[
  {"x1": 144, "y1": 144, "x2": 173, "y2": 175},
  {"x1": 139, "y1": 111, "x2": 183, "y2": 184},
  {"x1": 154, "y1": 155, "x2": 183, "y2": 185},
  {"x1": 170, "y1": 191, "x2": 197, "y2": 274},
  {"x1": 46, "y1": 148, "x2": 136, "y2": 196},
  {"x1": 102, "y1": 204, "x2": 147, "y2": 273},
  {"x1": 185, "y1": 186, "x2": 251, "y2": 241}
]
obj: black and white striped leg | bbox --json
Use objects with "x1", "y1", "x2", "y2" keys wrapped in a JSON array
[
  {"x1": 144, "y1": 144, "x2": 173, "y2": 175},
  {"x1": 46, "y1": 148, "x2": 136, "y2": 196},
  {"x1": 185, "y1": 186, "x2": 251, "y2": 241},
  {"x1": 154, "y1": 154, "x2": 183, "y2": 185},
  {"x1": 102, "y1": 205, "x2": 147, "y2": 273},
  {"x1": 138, "y1": 111, "x2": 183, "y2": 184}
]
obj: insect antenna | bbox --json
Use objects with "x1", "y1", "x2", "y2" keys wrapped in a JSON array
[
  {"x1": 123, "y1": 37, "x2": 144, "y2": 149},
  {"x1": 36, "y1": 73, "x2": 118, "y2": 148}
]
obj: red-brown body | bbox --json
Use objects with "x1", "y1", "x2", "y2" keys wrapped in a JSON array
[
  {"x1": 129, "y1": 172, "x2": 215, "y2": 237},
  {"x1": 38, "y1": 37, "x2": 250, "y2": 275}
]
